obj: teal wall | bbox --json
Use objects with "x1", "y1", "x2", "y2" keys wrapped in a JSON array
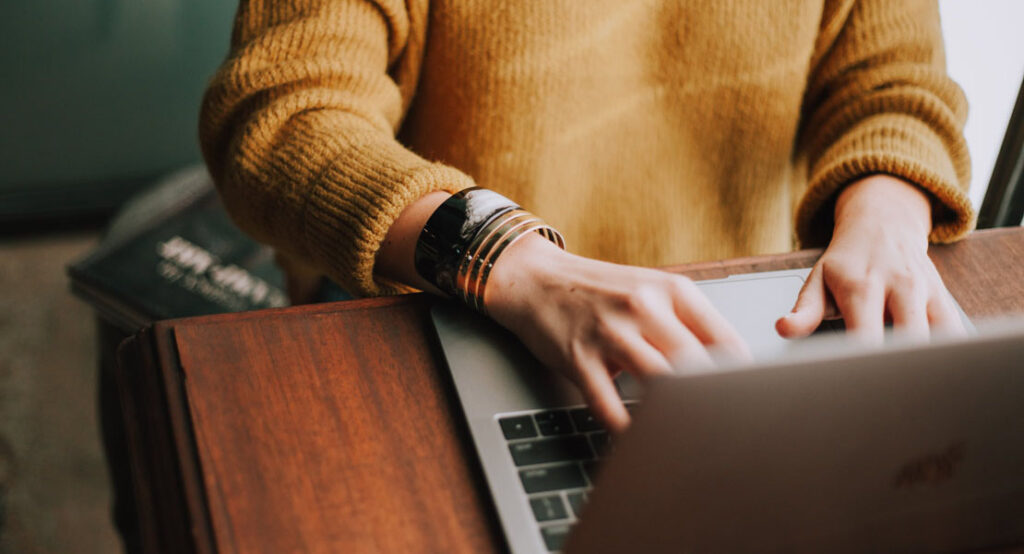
[{"x1": 0, "y1": 1, "x2": 237, "y2": 215}]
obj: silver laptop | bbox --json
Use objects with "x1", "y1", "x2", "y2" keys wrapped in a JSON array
[{"x1": 429, "y1": 269, "x2": 1021, "y2": 553}]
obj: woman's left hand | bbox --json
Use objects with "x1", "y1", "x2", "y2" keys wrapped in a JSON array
[{"x1": 776, "y1": 175, "x2": 966, "y2": 343}]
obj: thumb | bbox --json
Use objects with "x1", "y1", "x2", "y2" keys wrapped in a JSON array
[{"x1": 776, "y1": 265, "x2": 826, "y2": 338}]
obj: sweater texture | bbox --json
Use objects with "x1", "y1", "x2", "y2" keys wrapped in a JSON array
[{"x1": 200, "y1": 0, "x2": 974, "y2": 297}]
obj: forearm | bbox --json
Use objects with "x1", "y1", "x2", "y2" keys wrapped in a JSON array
[
  {"x1": 201, "y1": 0, "x2": 476, "y2": 297},
  {"x1": 795, "y1": 0, "x2": 972, "y2": 247},
  {"x1": 374, "y1": 191, "x2": 451, "y2": 295}
]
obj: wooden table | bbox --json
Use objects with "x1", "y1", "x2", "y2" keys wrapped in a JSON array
[{"x1": 116, "y1": 227, "x2": 1024, "y2": 554}]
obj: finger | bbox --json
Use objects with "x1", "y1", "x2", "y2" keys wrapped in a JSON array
[
  {"x1": 777, "y1": 264, "x2": 827, "y2": 339},
  {"x1": 637, "y1": 304, "x2": 716, "y2": 371},
  {"x1": 833, "y1": 276, "x2": 886, "y2": 345},
  {"x1": 822, "y1": 288, "x2": 841, "y2": 320},
  {"x1": 927, "y1": 289, "x2": 967, "y2": 338},
  {"x1": 657, "y1": 332, "x2": 715, "y2": 374},
  {"x1": 669, "y1": 278, "x2": 751, "y2": 360},
  {"x1": 605, "y1": 329, "x2": 677, "y2": 379},
  {"x1": 887, "y1": 285, "x2": 929, "y2": 342},
  {"x1": 576, "y1": 357, "x2": 630, "y2": 433}
]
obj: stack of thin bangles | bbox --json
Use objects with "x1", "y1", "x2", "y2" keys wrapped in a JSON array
[{"x1": 414, "y1": 187, "x2": 565, "y2": 314}]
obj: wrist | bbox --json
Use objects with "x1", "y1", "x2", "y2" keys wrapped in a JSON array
[
  {"x1": 486, "y1": 232, "x2": 568, "y2": 315},
  {"x1": 834, "y1": 175, "x2": 932, "y2": 239},
  {"x1": 376, "y1": 191, "x2": 451, "y2": 295}
]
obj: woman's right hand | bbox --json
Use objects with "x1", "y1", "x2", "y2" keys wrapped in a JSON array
[{"x1": 485, "y1": 233, "x2": 751, "y2": 433}]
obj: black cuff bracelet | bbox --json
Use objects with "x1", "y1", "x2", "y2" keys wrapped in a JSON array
[
  {"x1": 414, "y1": 187, "x2": 519, "y2": 296},
  {"x1": 414, "y1": 187, "x2": 564, "y2": 308}
]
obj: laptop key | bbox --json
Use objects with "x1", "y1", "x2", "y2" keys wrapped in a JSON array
[
  {"x1": 582, "y1": 461, "x2": 600, "y2": 484},
  {"x1": 541, "y1": 524, "x2": 572, "y2": 552},
  {"x1": 615, "y1": 372, "x2": 644, "y2": 401},
  {"x1": 530, "y1": 494, "x2": 569, "y2": 522},
  {"x1": 499, "y1": 415, "x2": 538, "y2": 440},
  {"x1": 567, "y1": 491, "x2": 588, "y2": 517},
  {"x1": 569, "y1": 408, "x2": 603, "y2": 432},
  {"x1": 589, "y1": 431, "x2": 611, "y2": 457},
  {"x1": 520, "y1": 464, "x2": 587, "y2": 494},
  {"x1": 534, "y1": 410, "x2": 573, "y2": 435},
  {"x1": 509, "y1": 436, "x2": 593, "y2": 466}
]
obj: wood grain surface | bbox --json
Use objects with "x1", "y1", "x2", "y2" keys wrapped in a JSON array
[{"x1": 130, "y1": 228, "x2": 1024, "y2": 553}]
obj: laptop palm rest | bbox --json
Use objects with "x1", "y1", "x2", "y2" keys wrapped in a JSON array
[{"x1": 432, "y1": 303, "x2": 584, "y2": 414}]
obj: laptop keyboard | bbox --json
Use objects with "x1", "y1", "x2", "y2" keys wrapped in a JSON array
[{"x1": 498, "y1": 402, "x2": 636, "y2": 552}]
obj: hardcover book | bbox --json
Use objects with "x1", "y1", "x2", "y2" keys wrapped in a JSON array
[{"x1": 69, "y1": 166, "x2": 288, "y2": 332}]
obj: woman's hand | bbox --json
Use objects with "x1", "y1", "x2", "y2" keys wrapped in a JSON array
[
  {"x1": 776, "y1": 175, "x2": 966, "y2": 343},
  {"x1": 486, "y1": 234, "x2": 751, "y2": 433}
]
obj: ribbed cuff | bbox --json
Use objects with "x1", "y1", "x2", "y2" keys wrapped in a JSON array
[
  {"x1": 796, "y1": 113, "x2": 975, "y2": 247},
  {"x1": 304, "y1": 140, "x2": 475, "y2": 297}
]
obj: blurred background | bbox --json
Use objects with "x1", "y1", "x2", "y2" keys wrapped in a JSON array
[
  {"x1": 0, "y1": 2, "x2": 238, "y2": 553},
  {"x1": 0, "y1": 1, "x2": 236, "y2": 224},
  {"x1": 0, "y1": 1, "x2": 1022, "y2": 553}
]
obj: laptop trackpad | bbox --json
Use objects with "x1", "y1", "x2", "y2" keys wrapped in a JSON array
[
  {"x1": 698, "y1": 273, "x2": 810, "y2": 360},
  {"x1": 616, "y1": 273, "x2": 810, "y2": 400}
]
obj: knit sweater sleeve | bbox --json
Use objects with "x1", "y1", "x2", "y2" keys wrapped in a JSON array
[
  {"x1": 795, "y1": 0, "x2": 974, "y2": 247},
  {"x1": 199, "y1": 0, "x2": 474, "y2": 297}
]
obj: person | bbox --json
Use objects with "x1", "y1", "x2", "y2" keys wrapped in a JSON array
[{"x1": 200, "y1": 0, "x2": 974, "y2": 432}]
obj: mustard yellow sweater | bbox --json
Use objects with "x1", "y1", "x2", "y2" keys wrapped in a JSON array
[{"x1": 200, "y1": 0, "x2": 974, "y2": 297}]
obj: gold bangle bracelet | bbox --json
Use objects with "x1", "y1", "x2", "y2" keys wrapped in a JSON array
[
  {"x1": 461, "y1": 217, "x2": 563, "y2": 313},
  {"x1": 465, "y1": 217, "x2": 546, "y2": 311},
  {"x1": 446, "y1": 202, "x2": 564, "y2": 313},
  {"x1": 456, "y1": 209, "x2": 534, "y2": 303}
]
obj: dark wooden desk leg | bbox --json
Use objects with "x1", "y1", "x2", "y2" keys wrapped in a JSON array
[{"x1": 97, "y1": 317, "x2": 142, "y2": 553}]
